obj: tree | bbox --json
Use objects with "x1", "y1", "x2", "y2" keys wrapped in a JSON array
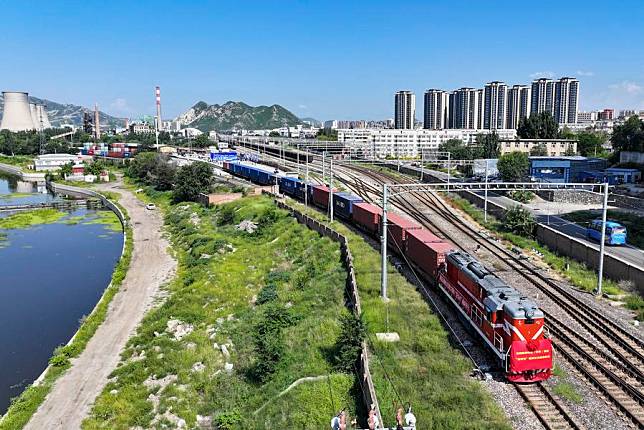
[
  {"x1": 529, "y1": 143, "x2": 548, "y2": 156},
  {"x1": 85, "y1": 160, "x2": 106, "y2": 176},
  {"x1": 332, "y1": 311, "x2": 366, "y2": 373},
  {"x1": 316, "y1": 129, "x2": 338, "y2": 141},
  {"x1": 611, "y1": 116, "x2": 644, "y2": 153},
  {"x1": 577, "y1": 131, "x2": 606, "y2": 157},
  {"x1": 192, "y1": 133, "x2": 211, "y2": 148},
  {"x1": 438, "y1": 139, "x2": 472, "y2": 161},
  {"x1": 517, "y1": 112, "x2": 559, "y2": 139},
  {"x1": 59, "y1": 162, "x2": 73, "y2": 179},
  {"x1": 504, "y1": 206, "x2": 536, "y2": 236},
  {"x1": 268, "y1": 131, "x2": 281, "y2": 137},
  {"x1": 475, "y1": 132, "x2": 500, "y2": 159},
  {"x1": 497, "y1": 151, "x2": 529, "y2": 182},
  {"x1": 172, "y1": 161, "x2": 213, "y2": 202},
  {"x1": 151, "y1": 158, "x2": 176, "y2": 191}
]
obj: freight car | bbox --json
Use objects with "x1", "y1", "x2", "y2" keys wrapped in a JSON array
[{"x1": 221, "y1": 160, "x2": 553, "y2": 382}]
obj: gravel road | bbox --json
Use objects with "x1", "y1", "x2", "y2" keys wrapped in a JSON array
[{"x1": 24, "y1": 182, "x2": 176, "y2": 430}]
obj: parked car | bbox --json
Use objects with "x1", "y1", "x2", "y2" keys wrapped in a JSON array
[{"x1": 146, "y1": 203, "x2": 156, "y2": 210}]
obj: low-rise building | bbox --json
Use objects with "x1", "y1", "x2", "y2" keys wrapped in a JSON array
[
  {"x1": 529, "y1": 156, "x2": 607, "y2": 183},
  {"x1": 499, "y1": 138, "x2": 577, "y2": 156},
  {"x1": 337, "y1": 128, "x2": 517, "y2": 158},
  {"x1": 33, "y1": 153, "x2": 79, "y2": 171}
]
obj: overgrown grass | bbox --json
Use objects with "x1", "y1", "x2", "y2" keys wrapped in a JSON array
[
  {"x1": 291, "y1": 200, "x2": 510, "y2": 429},
  {"x1": 0, "y1": 155, "x2": 33, "y2": 170},
  {"x1": 446, "y1": 195, "x2": 644, "y2": 320},
  {"x1": 552, "y1": 381, "x2": 583, "y2": 404},
  {"x1": 82, "y1": 210, "x2": 122, "y2": 232},
  {"x1": 561, "y1": 209, "x2": 644, "y2": 249},
  {"x1": 0, "y1": 197, "x2": 130, "y2": 430},
  {"x1": 0, "y1": 209, "x2": 67, "y2": 229},
  {"x1": 83, "y1": 196, "x2": 361, "y2": 428}
]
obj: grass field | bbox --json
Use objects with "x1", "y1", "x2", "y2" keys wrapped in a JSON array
[
  {"x1": 0, "y1": 208, "x2": 67, "y2": 229},
  {"x1": 83, "y1": 196, "x2": 362, "y2": 428},
  {"x1": 561, "y1": 209, "x2": 644, "y2": 249},
  {"x1": 0, "y1": 155, "x2": 33, "y2": 170},
  {"x1": 290, "y1": 200, "x2": 510, "y2": 429}
]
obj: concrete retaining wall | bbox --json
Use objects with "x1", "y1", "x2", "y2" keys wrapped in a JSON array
[
  {"x1": 46, "y1": 181, "x2": 127, "y2": 229},
  {"x1": 0, "y1": 161, "x2": 46, "y2": 181},
  {"x1": 273, "y1": 198, "x2": 383, "y2": 424}
]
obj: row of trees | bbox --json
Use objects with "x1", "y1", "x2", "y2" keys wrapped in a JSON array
[
  {"x1": 611, "y1": 116, "x2": 644, "y2": 153},
  {"x1": 126, "y1": 152, "x2": 214, "y2": 202},
  {"x1": 0, "y1": 129, "x2": 75, "y2": 156}
]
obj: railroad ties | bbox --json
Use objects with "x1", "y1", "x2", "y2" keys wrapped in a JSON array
[
  {"x1": 0, "y1": 199, "x2": 104, "y2": 212},
  {"x1": 515, "y1": 383, "x2": 585, "y2": 430}
]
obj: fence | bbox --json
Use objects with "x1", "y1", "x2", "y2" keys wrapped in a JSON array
[{"x1": 272, "y1": 197, "x2": 383, "y2": 425}]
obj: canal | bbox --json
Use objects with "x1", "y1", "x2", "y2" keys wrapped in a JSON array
[{"x1": 0, "y1": 174, "x2": 124, "y2": 414}]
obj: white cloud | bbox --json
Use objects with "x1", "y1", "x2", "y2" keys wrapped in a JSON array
[
  {"x1": 298, "y1": 104, "x2": 308, "y2": 110},
  {"x1": 576, "y1": 70, "x2": 594, "y2": 77},
  {"x1": 529, "y1": 71, "x2": 554, "y2": 79},
  {"x1": 609, "y1": 81, "x2": 642, "y2": 95}
]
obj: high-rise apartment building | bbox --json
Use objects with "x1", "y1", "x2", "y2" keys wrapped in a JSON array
[
  {"x1": 476, "y1": 89, "x2": 484, "y2": 130},
  {"x1": 394, "y1": 90, "x2": 416, "y2": 129},
  {"x1": 506, "y1": 85, "x2": 531, "y2": 129},
  {"x1": 530, "y1": 78, "x2": 555, "y2": 116},
  {"x1": 554, "y1": 77, "x2": 579, "y2": 124},
  {"x1": 423, "y1": 89, "x2": 448, "y2": 129},
  {"x1": 483, "y1": 81, "x2": 508, "y2": 129},
  {"x1": 450, "y1": 87, "x2": 481, "y2": 129}
]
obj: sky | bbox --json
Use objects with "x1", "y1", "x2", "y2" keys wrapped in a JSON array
[{"x1": 1, "y1": 0, "x2": 643, "y2": 121}]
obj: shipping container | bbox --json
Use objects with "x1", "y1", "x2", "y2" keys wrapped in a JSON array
[
  {"x1": 405, "y1": 229, "x2": 442, "y2": 253},
  {"x1": 352, "y1": 202, "x2": 382, "y2": 235},
  {"x1": 332, "y1": 192, "x2": 363, "y2": 220},
  {"x1": 312, "y1": 185, "x2": 336, "y2": 208},
  {"x1": 386, "y1": 213, "x2": 422, "y2": 253},
  {"x1": 279, "y1": 176, "x2": 306, "y2": 200},
  {"x1": 407, "y1": 236, "x2": 454, "y2": 277}
]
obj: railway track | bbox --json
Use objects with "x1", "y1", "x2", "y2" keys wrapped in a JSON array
[
  {"x1": 335, "y1": 164, "x2": 644, "y2": 428},
  {"x1": 234, "y1": 148, "x2": 644, "y2": 428},
  {"x1": 515, "y1": 383, "x2": 585, "y2": 430}
]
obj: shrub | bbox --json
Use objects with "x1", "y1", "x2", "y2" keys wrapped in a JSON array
[
  {"x1": 332, "y1": 312, "x2": 366, "y2": 373},
  {"x1": 504, "y1": 206, "x2": 536, "y2": 236},
  {"x1": 256, "y1": 284, "x2": 278, "y2": 305},
  {"x1": 507, "y1": 190, "x2": 534, "y2": 203},
  {"x1": 215, "y1": 411, "x2": 243, "y2": 429}
]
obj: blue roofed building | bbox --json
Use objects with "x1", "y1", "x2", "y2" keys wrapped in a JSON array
[{"x1": 529, "y1": 156, "x2": 608, "y2": 183}]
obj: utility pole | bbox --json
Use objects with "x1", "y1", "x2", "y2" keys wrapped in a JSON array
[
  {"x1": 447, "y1": 152, "x2": 451, "y2": 193},
  {"x1": 329, "y1": 157, "x2": 334, "y2": 222},
  {"x1": 596, "y1": 182, "x2": 609, "y2": 296},
  {"x1": 381, "y1": 183, "x2": 388, "y2": 300},
  {"x1": 305, "y1": 159, "x2": 309, "y2": 207},
  {"x1": 420, "y1": 147, "x2": 424, "y2": 182},
  {"x1": 484, "y1": 159, "x2": 489, "y2": 223}
]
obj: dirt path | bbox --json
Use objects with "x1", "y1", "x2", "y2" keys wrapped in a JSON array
[{"x1": 24, "y1": 182, "x2": 176, "y2": 430}]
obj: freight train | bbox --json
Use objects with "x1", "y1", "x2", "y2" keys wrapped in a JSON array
[{"x1": 222, "y1": 161, "x2": 553, "y2": 383}]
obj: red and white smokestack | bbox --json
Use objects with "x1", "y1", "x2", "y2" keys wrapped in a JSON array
[{"x1": 155, "y1": 86, "x2": 162, "y2": 131}]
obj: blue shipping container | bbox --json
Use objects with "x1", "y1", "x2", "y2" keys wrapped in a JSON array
[{"x1": 332, "y1": 192, "x2": 363, "y2": 220}]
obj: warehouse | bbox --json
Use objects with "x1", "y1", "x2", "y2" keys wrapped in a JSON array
[{"x1": 529, "y1": 156, "x2": 608, "y2": 183}]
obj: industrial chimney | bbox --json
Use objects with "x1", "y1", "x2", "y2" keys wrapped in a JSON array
[
  {"x1": 94, "y1": 104, "x2": 101, "y2": 140},
  {"x1": 1, "y1": 91, "x2": 36, "y2": 131},
  {"x1": 155, "y1": 86, "x2": 162, "y2": 131}
]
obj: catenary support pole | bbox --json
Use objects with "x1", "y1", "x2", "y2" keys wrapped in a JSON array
[
  {"x1": 305, "y1": 159, "x2": 309, "y2": 207},
  {"x1": 596, "y1": 182, "x2": 609, "y2": 296},
  {"x1": 420, "y1": 148, "x2": 424, "y2": 182},
  {"x1": 447, "y1": 152, "x2": 451, "y2": 193},
  {"x1": 381, "y1": 183, "x2": 388, "y2": 300},
  {"x1": 484, "y1": 159, "x2": 489, "y2": 223},
  {"x1": 329, "y1": 157, "x2": 334, "y2": 222}
]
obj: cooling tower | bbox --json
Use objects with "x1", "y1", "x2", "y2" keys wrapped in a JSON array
[
  {"x1": 1, "y1": 91, "x2": 36, "y2": 131},
  {"x1": 29, "y1": 103, "x2": 39, "y2": 129},
  {"x1": 36, "y1": 104, "x2": 51, "y2": 129}
]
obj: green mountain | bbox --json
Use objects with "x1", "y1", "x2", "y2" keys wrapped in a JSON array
[{"x1": 175, "y1": 101, "x2": 302, "y2": 131}]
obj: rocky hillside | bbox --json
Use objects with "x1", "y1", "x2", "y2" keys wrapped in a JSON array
[
  {"x1": 0, "y1": 94, "x2": 125, "y2": 128},
  {"x1": 175, "y1": 101, "x2": 302, "y2": 131}
]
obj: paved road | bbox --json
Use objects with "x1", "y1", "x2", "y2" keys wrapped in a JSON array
[
  {"x1": 24, "y1": 181, "x2": 176, "y2": 430},
  {"x1": 405, "y1": 165, "x2": 644, "y2": 268}
]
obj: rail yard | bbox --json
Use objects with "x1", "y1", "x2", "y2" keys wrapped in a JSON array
[{"x1": 226, "y1": 141, "x2": 644, "y2": 430}]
